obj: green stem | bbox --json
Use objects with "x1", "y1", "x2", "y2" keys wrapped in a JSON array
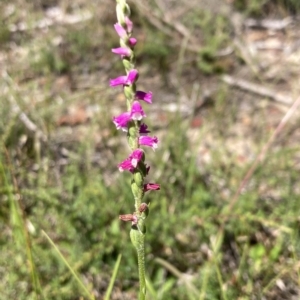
[
  {"x1": 130, "y1": 226, "x2": 146, "y2": 300},
  {"x1": 137, "y1": 234, "x2": 146, "y2": 300}
]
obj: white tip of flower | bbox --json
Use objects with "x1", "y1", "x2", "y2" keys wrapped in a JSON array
[
  {"x1": 131, "y1": 113, "x2": 143, "y2": 121},
  {"x1": 131, "y1": 159, "x2": 138, "y2": 167}
]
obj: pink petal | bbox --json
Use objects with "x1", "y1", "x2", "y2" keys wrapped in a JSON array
[
  {"x1": 131, "y1": 101, "x2": 146, "y2": 120},
  {"x1": 114, "y1": 23, "x2": 127, "y2": 38},
  {"x1": 112, "y1": 47, "x2": 131, "y2": 57},
  {"x1": 135, "y1": 91, "x2": 152, "y2": 104}
]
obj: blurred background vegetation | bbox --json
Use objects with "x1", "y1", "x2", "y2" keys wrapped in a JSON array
[{"x1": 1, "y1": 0, "x2": 300, "y2": 299}]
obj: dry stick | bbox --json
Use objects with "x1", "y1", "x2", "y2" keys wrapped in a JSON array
[
  {"x1": 222, "y1": 95, "x2": 300, "y2": 222},
  {"x1": 212, "y1": 97, "x2": 300, "y2": 291},
  {"x1": 232, "y1": 39, "x2": 261, "y2": 76},
  {"x1": 132, "y1": 0, "x2": 232, "y2": 56},
  {"x1": 222, "y1": 75, "x2": 293, "y2": 105},
  {"x1": 9, "y1": 9, "x2": 92, "y2": 32},
  {"x1": 244, "y1": 17, "x2": 293, "y2": 30}
]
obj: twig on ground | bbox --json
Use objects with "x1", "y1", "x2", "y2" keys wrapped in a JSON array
[
  {"x1": 233, "y1": 38, "x2": 261, "y2": 75},
  {"x1": 9, "y1": 7, "x2": 92, "y2": 32},
  {"x1": 223, "y1": 94, "x2": 300, "y2": 219},
  {"x1": 222, "y1": 75, "x2": 293, "y2": 105},
  {"x1": 132, "y1": 0, "x2": 232, "y2": 57},
  {"x1": 244, "y1": 17, "x2": 293, "y2": 30},
  {"x1": 212, "y1": 94, "x2": 300, "y2": 268}
]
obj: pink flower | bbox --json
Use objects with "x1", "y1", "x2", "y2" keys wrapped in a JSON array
[
  {"x1": 129, "y1": 149, "x2": 144, "y2": 167},
  {"x1": 135, "y1": 91, "x2": 152, "y2": 104},
  {"x1": 113, "y1": 112, "x2": 131, "y2": 131},
  {"x1": 114, "y1": 23, "x2": 127, "y2": 38},
  {"x1": 110, "y1": 69, "x2": 138, "y2": 87},
  {"x1": 112, "y1": 47, "x2": 131, "y2": 57},
  {"x1": 125, "y1": 17, "x2": 133, "y2": 33},
  {"x1": 139, "y1": 136, "x2": 158, "y2": 150},
  {"x1": 144, "y1": 183, "x2": 160, "y2": 192},
  {"x1": 131, "y1": 101, "x2": 146, "y2": 120},
  {"x1": 127, "y1": 69, "x2": 138, "y2": 83},
  {"x1": 118, "y1": 159, "x2": 135, "y2": 173},
  {"x1": 110, "y1": 75, "x2": 127, "y2": 87}
]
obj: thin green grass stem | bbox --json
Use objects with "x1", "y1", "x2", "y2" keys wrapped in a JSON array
[
  {"x1": 104, "y1": 254, "x2": 122, "y2": 300},
  {"x1": 199, "y1": 264, "x2": 210, "y2": 300},
  {"x1": 155, "y1": 257, "x2": 198, "y2": 298},
  {"x1": 1, "y1": 159, "x2": 42, "y2": 300},
  {"x1": 145, "y1": 275, "x2": 157, "y2": 299},
  {"x1": 214, "y1": 262, "x2": 228, "y2": 300},
  {"x1": 42, "y1": 230, "x2": 95, "y2": 300}
]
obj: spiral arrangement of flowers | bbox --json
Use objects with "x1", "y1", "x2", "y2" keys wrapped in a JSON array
[{"x1": 110, "y1": 1, "x2": 160, "y2": 298}]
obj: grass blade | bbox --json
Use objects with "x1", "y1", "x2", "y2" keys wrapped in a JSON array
[
  {"x1": 42, "y1": 230, "x2": 95, "y2": 300},
  {"x1": 104, "y1": 254, "x2": 122, "y2": 300}
]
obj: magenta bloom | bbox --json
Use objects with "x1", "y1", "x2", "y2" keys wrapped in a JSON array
[
  {"x1": 139, "y1": 123, "x2": 150, "y2": 134},
  {"x1": 127, "y1": 69, "x2": 138, "y2": 83},
  {"x1": 112, "y1": 47, "x2": 131, "y2": 57},
  {"x1": 125, "y1": 17, "x2": 133, "y2": 33},
  {"x1": 129, "y1": 149, "x2": 144, "y2": 167},
  {"x1": 110, "y1": 69, "x2": 138, "y2": 87},
  {"x1": 129, "y1": 38, "x2": 137, "y2": 46},
  {"x1": 110, "y1": 75, "x2": 127, "y2": 87},
  {"x1": 131, "y1": 101, "x2": 146, "y2": 120},
  {"x1": 118, "y1": 159, "x2": 135, "y2": 173},
  {"x1": 139, "y1": 136, "x2": 158, "y2": 150},
  {"x1": 144, "y1": 183, "x2": 160, "y2": 192},
  {"x1": 114, "y1": 23, "x2": 127, "y2": 38},
  {"x1": 113, "y1": 112, "x2": 131, "y2": 131},
  {"x1": 135, "y1": 91, "x2": 152, "y2": 104}
]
